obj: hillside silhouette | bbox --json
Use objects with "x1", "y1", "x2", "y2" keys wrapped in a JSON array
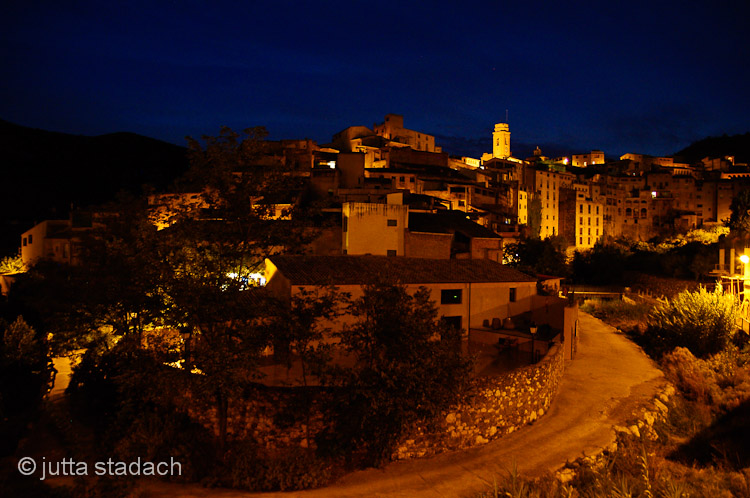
[{"x1": 0, "y1": 119, "x2": 189, "y2": 255}]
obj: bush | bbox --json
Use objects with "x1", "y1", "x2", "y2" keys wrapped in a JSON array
[
  {"x1": 113, "y1": 408, "x2": 215, "y2": 482},
  {"x1": 221, "y1": 443, "x2": 333, "y2": 491},
  {"x1": 660, "y1": 347, "x2": 720, "y2": 404},
  {"x1": 581, "y1": 298, "x2": 652, "y2": 331},
  {"x1": 647, "y1": 287, "x2": 739, "y2": 357}
]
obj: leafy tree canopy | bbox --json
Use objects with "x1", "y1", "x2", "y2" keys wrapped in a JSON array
[
  {"x1": 504, "y1": 235, "x2": 569, "y2": 277},
  {"x1": 319, "y1": 284, "x2": 472, "y2": 465},
  {"x1": 728, "y1": 189, "x2": 750, "y2": 233}
]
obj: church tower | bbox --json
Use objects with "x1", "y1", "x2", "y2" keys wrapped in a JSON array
[{"x1": 493, "y1": 123, "x2": 511, "y2": 158}]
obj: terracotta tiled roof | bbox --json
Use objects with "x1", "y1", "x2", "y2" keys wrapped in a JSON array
[{"x1": 268, "y1": 255, "x2": 536, "y2": 286}]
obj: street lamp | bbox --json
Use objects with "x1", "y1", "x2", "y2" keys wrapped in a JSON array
[
  {"x1": 179, "y1": 326, "x2": 191, "y2": 371},
  {"x1": 529, "y1": 323, "x2": 538, "y2": 364},
  {"x1": 741, "y1": 254, "x2": 750, "y2": 301}
]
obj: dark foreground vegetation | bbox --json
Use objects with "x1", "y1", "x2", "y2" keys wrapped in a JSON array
[
  {"x1": 0, "y1": 128, "x2": 471, "y2": 495},
  {"x1": 477, "y1": 287, "x2": 750, "y2": 497}
]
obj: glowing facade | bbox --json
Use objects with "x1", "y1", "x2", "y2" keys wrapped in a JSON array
[{"x1": 492, "y1": 123, "x2": 511, "y2": 159}]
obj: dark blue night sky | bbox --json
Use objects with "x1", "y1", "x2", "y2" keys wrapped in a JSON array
[{"x1": 2, "y1": 1, "x2": 748, "y2": 157}]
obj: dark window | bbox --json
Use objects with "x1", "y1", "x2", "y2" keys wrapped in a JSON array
[
  {"x1": 22, "y1": 237, "x2": 27, "y2": 247},
  {"x1": 441, "y1": 289, "x2": 462, "y2": 304},
  {"x1": 441, "y1": 315, "x2": 462, "y2": 332},
  {"x1": 28, "y1": 235, "x2": 33, "y2": 244},
  {"x1": 387, "y1": 219, "x2": 397, "y2": 227},
  {"x1": 342, "y1": 216, "x2": 348, "y2": 232},
  {"x1": 387, "y1": 249, "x2": 397, "y2": 256},
  {"x1": 509, "y1": 288, "x2": 517, "y2": 302}
]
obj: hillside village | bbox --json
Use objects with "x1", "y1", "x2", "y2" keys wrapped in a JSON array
[
  {"x1": 3, "y1": 117, "x2": 750, "y2": 496},
  {"x1": 16, "y1": 113, "x2": 749, "y2": 270}
]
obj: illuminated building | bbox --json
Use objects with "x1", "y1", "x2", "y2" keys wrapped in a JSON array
[
  {"x1": 342, "y1": 194, "x2": 503, "y2": 261},
  {"x1": 571, "y1": 150, "x2": 605, "y2": 167},
  {"x1": 265, "y1": 254, "x2": 538, "y2": 337},
  {"x1": 492, "y1": 123, "x2": 511, "y2": 159},
  {"x1": 20, "y1": 214, "x2": 103, "y2": 267},
  {"x1": 373, "y1": 114, "x2": 440, "y2": 152}
]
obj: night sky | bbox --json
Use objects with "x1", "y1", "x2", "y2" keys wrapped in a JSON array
[{"x1": 3, "y1": 1, "x2": 748, "y2": 157}]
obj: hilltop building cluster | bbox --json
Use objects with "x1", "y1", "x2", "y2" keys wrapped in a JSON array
[
  {"x1": 17, "y1": 113, "x2": 748, "y2": 269},
  {"x1": 11, "y1": 113, "x2": 749, "y2": 370}
]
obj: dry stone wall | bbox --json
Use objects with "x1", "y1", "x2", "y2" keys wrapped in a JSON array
[
  {"x1": 182, "y1": 343, "x2": 567, "y2": 462},
  {"x1": 394, "y1": 343, "x2": 566, "y2": 459}
]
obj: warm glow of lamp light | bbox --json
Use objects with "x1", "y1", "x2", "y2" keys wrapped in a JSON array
[
  {"x1": 249, "y1": 272, "x2": 266, "y2": 286},
  {"x1": 741, "y1": 255, "x2": 749, "y2": 265}
]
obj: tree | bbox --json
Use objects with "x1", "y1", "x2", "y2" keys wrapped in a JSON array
[
  {"x1": 0, "y1": 317, "x2": 53, "y2": 455},
  {"x1": 15, "y1": 127, "x2": 323, "y2": 451},
  {"x1": 572, "y1": 239, "x2": 631, "y2": 285},
  {"x1": 504, "y1": 236, "x2": 569, "y2": 276},
  {"x1": 271, "y1": 286, "x2": 347, "y2": 386},
  {"x1": 727, "y1": 189, "x2": 750, "y2": 233},
  {"x1": 11, "y1": 195, "x2": 168, "y2": 355},
  {"x1": 318, "y1": 284, "x2": 472, "y2": 466},
  {"x1": 158, "y1": 127, "x2": 322, "y2": 448},
  {"x1": 526, "y1": 195, "x2": 542, "y2": 238}
]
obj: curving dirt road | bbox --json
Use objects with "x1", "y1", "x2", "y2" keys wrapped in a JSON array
[{"x1": 142, "y1": 312, "x2": 665, "y2": 497}]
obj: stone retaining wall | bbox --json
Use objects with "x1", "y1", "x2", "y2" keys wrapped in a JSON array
[
  {"x1": 181, "y1": 387, "x2": 325, "y2": 449},
  {"x1": 555, "y1": 383, "x2": 675, "y2": 483},
  {"x1": 394, "y1": 343, "x2": 566, "y2": 459},
  {"x1": 183, "y1": 343, "x2": 567, "y2": 461}
]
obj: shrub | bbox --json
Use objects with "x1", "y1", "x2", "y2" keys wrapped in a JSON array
[
  {"x1": 581, "y1": 298, "x2": 652, "y2": 330},
  {"x1": 113, "y1": 408, "x2": 215, "y2": 482},
  {"x1": 222, "y1": 443, "x2": 333, "y2": 491},
  {"x1": 647, "y1": 287, "x2": 739, "y2": 357},
  {"x1": 660, "y1": 347, "x2": 719, "y2": 404}
]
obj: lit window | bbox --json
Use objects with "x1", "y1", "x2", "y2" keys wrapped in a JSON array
[{"x1": 441, "y1": 289, "x2": 462, "y2": 304}]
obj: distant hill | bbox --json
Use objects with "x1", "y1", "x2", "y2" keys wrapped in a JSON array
[
  {"x1": 674, "y1": 132, "x2": 750, "y2": 164},
  {"x1": 0, "y1": 119, "x2": 189, "y2": 255}
]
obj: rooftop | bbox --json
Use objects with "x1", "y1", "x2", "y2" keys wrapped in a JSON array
[
  {"x1": 409, "y1": 211, "x2": 501, "y2": 239},
  {"x1": 267, "y1": 255, "x2": 536, "y2": 286}
]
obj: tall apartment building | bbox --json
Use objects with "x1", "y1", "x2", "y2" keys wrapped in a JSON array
[
  {"x1": 524, "y1": 168, "x2": 575, "y2": 239},
  {"x1": 559, "y1": 184, "x2": 604, "y2": 250}
]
